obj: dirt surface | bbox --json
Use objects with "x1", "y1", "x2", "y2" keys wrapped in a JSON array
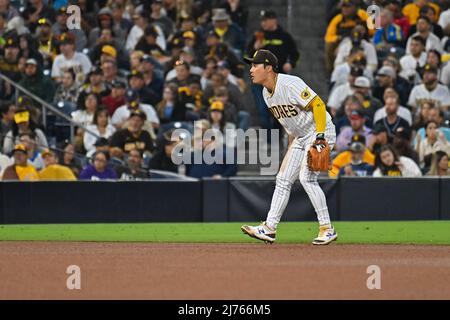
[{"x1": 0, "y1": 242, "x2": 449, "y2": 300}]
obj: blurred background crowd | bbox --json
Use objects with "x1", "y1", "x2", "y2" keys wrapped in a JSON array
[{"x1": 0, "y1": 0, "x2": 448, "y2": 181}]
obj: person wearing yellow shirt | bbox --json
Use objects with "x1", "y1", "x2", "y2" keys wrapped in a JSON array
[
  {"x1": 2, "y1": 144, "x2": 39, "y2": 181},
  {"x1": 402, "y1": 0, "x2": 440, "y2": 25},
  {"x1": 329, "y1": 134, "x2": 375, "y2": 177},
  {"x1": 38, "y1": 149, "x2": 77, "y2": 181}
]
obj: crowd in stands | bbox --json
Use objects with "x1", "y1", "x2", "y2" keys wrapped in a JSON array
[
  {"x1": 0, "y1": 0, "x2": 253, "y2": 180},
  {"x1": 0, "y1": 0, "x2": 448, "y2": 181},
  {"x1": 326, "y1": 0, "x2": 449, "y2": 177}
]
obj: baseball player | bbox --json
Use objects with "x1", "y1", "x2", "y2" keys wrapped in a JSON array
[{"x1": 241, "y1": 49, "x2": 338, "y2": 245}]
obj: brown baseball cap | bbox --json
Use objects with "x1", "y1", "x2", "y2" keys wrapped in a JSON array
[{"x1": 244, "y1": 49, "x2": 278, "y2": 72}]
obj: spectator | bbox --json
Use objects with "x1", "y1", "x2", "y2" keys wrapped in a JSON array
[
  {"x1": 88, "y1": 7, "x2": 127, "y2": 49},
  {"x1": 427, "y1": 150, "x2": 449, "y2": 176},
  {"x1": 115, "y1": 149, "x2": 150, "y2": 180},
  {"x1": 18, "y1": 58, "x2": 55, "y2": 103},
  {"x1": 208, "y1": 8, "x2": 244, "y2": 56},
  {"x1": 373, "y1": 92, "x2": 411, "y2": 144},
  {"x1": 221, "y1": 0, "x2": 248, "y2": 32},
  {"x1": 79, "y1": 151, "x2": 117, "y2": 180},
  {"x1": 138, "y1": 54, "x2": 164, "y2": 105},
  {"x1": 2, "y1": 143, "x2": 39, "y2": 181},
  {"x1": 408, "y1": 4, "x2": 444, "y2": 39},
  {"x1": 0, "y1": 0, "x2": 19, "y2": 21},
  {"x1": 167, "y1": 59, "x2": 201, "y2": 87},
  {"x1": 336, "y1": 109, "x2": 373, "y2": 151},
  {"x1": 330, "y1": 134, "x2": 375, "y2": 177},
  {"x1": 324, "y1": 0, "x2": 370, "y2": 74},
  {"x1": 111, "y1": 2, "x2": 133, "y2": 36},
  {"x1": 331, "y1": 48, "x2": 374, "y2": 88},
  {"x1": 186, "y1": 119, "x2": 237, "y2": 178},
  {"x1": 334, "y1": 25, "x2": 378, "y2": 73},
  {"x1": 399, "y1": 35, "x2": 427, "y2": 83},
  {"x1": 373, "y1": 66, "x2": 410, "y2": 108},
  {"x1": 373, "y1": 144, "x2": 422, "y2": 177},
  {"x1": 35, "y1": 17, "x2": 57, "y2": 70},
  {"x1": 416, "y1": 120, "x2": 450, "y2": 168},
  {"x1": 413, "y1": 107, "x2": 450, "y2": 146},
  {"x1": 101, "y1": 59, "x2": 126, "y2": 86},
  {"x1": 157, "y1": 83, "x2": 188, "y2": 124},
  {"x1": 71, "y1": 92, "x2": 98, "y2": 127},
  {"x1": 408, "y1": 64, "x2": 450, "y2": 113},
  {"x1": 374, "y1": 88, "x2": 412, "y2": 126},
  {"x1": 58, "y1": 140, "x2": 82, "y2": 178},
  {"x1": 17, "y1": 132, "x2": 44, "y2": 170},
  {"x1": 373, "y1": 8, "x2": 404, "y2": 52},
  {"x1": 149, "y1": 129, "x2": 181, "y2": 173},
  {"x1": 351, "y1": 76, "x2": 383, "y2": 124},
  {"x1": 51, "y1": 6, "x2": 87, "y2": 52},
  {"x1": 208, "y1": 100, "x2": 236, "y2": 148},
  {"x1": 402, "y1": 0, "x2": 440, "y2": 25},
  {"x1": 22, "y1": 0, "x2": 55, "y2": 33},
  {"x1": 0, "y1": 35, "x2": 21, "y2": 84},
  {"x1": 76, "y1": 66, "x2": 110, "y2": 109},
  {"x1": 150, "y1": 0, "x2": 174, "y2": 38},
  {"x1": 392, "y1": 126, "x2": 420, "y2": 165},
  {"x1": 247, "y1": 10, "x2": 299, "y2": 74},
  {"x1": 368, "y1": 122, "x2": 389, "y2": 155},
  {"x1": 101, "y1": 80, "x2": 126, "y2": 117},
  {"x1": 51, "y1": 32, "x2": 92, "y2": 83},
  {"x1": 3, "y1": 109, "x2": 47, "y2": 154},
  {"x1": 110, "y1": 110, "x2": 154, "y2": 155},
  {"x1": 338, "y1": 137, "x2": 374, "y2": 177},
  {"x1": 387, "y1": 0, "x2": 410, "y2": 38},
  {"x1": 19, "y1": 33, "x2": 44, "y2": 67},
  {"x1": 203, "y1": 71, "x2": 244, "y2": 117},
  {"x1": 213, "y1": 86, "x2": 239, "y2": 127},
  {"x1": 127, "y1": 69, "x2": 160, "y2": 106},
  {"x1": 111, "y1": 89, "x2": 160, "y2": 130},
  {"x1": 53, "y1": 68, "x2": 80, "y2": 105},
  {"x1": 405, "y1": 16, "x2": 443, "y2": 54},
  {"x1": 126, "y1": 11, "x2": 166, "y2": 52},
  {"x1": 84, "y1": 108, "x2": 116, "y2": 158},
  {"x1": 0, "y1": 101, "x2": 15, "y2": 148},
  {"x1": 38, "y1": 148, "x2": 76, "y2": 181},
  {"x1": 328, "y1": 66, "x2": 361, "y2": 116},
  {"x1": 135, "y1": 25, "x2": 166, "y2": 59}
]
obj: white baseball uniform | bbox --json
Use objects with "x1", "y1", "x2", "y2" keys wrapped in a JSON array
[{"x1": 262, "y1": 73, "x2": 336, "y2": 229}]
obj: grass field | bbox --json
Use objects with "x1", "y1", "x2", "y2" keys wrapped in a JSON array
[{"x1": 0, "y1": 221, "x2": 449, "y2": 244}]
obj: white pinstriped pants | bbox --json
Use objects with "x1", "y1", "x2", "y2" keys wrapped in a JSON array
[{"x1": 266, "y1": 129, "x2": 336, "y2": 229}]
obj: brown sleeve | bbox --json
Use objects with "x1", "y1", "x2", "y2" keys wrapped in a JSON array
[{"x1": 2, "y1": 165, "x2": 19, "y2": 181}]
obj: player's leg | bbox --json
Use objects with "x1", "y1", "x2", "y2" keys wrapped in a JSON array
[
  {"x1": 299, "y1": 135, "x2": 337, "y2": 245},
  {"x1": 241, "y1": 139, "x2": 302, "y2": 243}
]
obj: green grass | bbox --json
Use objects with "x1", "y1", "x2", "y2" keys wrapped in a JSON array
[{"x1": 0, "y1": 221, "x2": 449, "y2": 245}]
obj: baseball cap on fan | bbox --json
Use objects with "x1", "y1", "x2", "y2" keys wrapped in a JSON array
[{"x1": 244, "y1": 50, "x2": 279, "y2": 72}]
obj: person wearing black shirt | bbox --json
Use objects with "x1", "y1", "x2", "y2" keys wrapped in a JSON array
[{"x1": 110, "y1": 110, "x2": 154, "y2": 155}]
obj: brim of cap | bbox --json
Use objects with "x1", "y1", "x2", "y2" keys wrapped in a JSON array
[{"x1": 243, "y1": 57, "x2": 256, "y2": 65}]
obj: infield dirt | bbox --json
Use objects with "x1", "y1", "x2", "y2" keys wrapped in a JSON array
[{"x1": 0, "y1": 242, "x2": 449, "y2": 299}]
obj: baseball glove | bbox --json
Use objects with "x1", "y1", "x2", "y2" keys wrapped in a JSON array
[{"x1": 307, "y1": 137, "x2": 331, "y2": 172}]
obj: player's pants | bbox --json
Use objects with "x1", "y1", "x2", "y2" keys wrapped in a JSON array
[{"x1": 266, "y1": 131, "x2": 336, "y2": 229}]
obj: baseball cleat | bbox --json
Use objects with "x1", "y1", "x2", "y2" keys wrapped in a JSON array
[
  {"x1": 312, "y1": 225, "x2": 337, "y2": 245},
  {"x1": 241, "y1": 222, "x2": 276, "y2": 244}
]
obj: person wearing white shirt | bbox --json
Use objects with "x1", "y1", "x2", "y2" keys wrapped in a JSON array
[
  {"x1": 438, "y1": 8, "x2": 450, "y2": 30},
  {"x1": 334, "y1": 26, "x2": 378, "y2": 73},
  {"x1": 125, "y1": 11, "x2": 166, "y2": 52},
  {"x1": 51, "y1": 34, "x2": 92, "y2": 83},
  {"x1": 408, "y1": 64, "x2": 450, "y2": 113},
  {"x1": 71, "y1": 93, "x2": 98, "y2": 127},
  {"x1": 373, "y1": 88, "x2": 413, "y2": 125},
  {"x1": 405, "y1": 16, "x2": 443, "y2": 55},
  {"x1": 400, "y1": 35, "x2": 427, "y2": 82},
  {"x1": 112, "y1": 89, "x2": 160, "y2": 129},
  {"x1": 83, "y1": 108, "x2": 116, "y2": 157}
]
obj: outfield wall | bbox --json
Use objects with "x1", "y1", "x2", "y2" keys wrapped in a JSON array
[{"x1": 0, "y1": 177, "x2": 448, "y2": 224}]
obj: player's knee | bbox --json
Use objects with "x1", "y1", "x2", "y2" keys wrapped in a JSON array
[{"x1": 275, "y1": 175, "x2": 293, "y2": 190}]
